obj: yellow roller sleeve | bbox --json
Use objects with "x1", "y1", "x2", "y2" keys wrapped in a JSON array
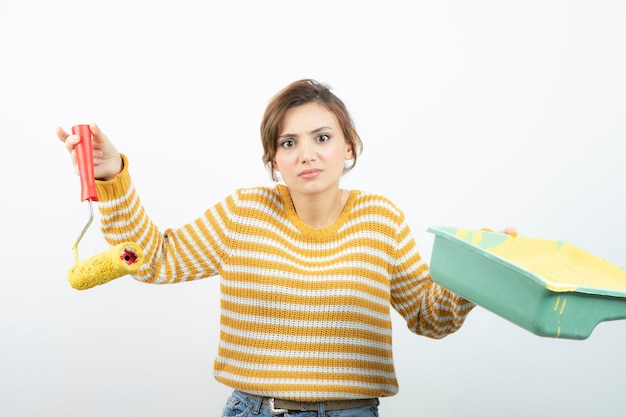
[{"x1": 68, "y1": 242, "x2": 144, "y2": 290}]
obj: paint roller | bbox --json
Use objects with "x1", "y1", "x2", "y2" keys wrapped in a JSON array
[{"x1": 67, "y1": 124, "x2": 144, "y2": 290}]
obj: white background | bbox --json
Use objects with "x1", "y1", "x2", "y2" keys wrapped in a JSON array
[{"x1": 1, "y1": 1, "x2": 625, "y2": 416}]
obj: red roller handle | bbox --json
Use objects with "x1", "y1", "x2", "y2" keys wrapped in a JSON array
[{"x1": 72, "y1": 124, "x2": 99, "y2": 202}]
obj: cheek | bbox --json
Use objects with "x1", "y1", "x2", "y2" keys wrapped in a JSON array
[{"x1": 272, "y1": 154, "x2": 289, "y2": 171}]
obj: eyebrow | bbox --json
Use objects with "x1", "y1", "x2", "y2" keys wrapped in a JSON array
[{"x1": 278, "y1": 126, "x2": 333, "y2": 139}]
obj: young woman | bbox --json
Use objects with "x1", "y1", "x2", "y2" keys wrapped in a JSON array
[{"x1": 58, "y1": 79, "x2": 514, "y2": 416}]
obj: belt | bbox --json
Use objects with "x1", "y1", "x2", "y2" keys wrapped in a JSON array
[{"x1": 261, "y1": 396, "x2": 378, "y2": 414}]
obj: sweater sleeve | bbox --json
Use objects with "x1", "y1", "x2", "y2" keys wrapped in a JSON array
[
  {"x1": 389, "y1": 215, "x2": 475, "y2": 339},
  {"x1": 95, "y1": 154, "x2": 226, "y2": 284}
]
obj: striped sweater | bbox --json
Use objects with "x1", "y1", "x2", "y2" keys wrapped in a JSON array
[{"x1": 95, "y1": 154, "x2": 474, "y2": 401}]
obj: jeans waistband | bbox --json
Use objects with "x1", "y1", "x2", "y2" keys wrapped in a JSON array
[{"x1": 234, "y1": 390, "x2": 379, "y2": 413}]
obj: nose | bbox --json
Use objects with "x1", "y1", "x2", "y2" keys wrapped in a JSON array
[{"x1": 299, "y1": 139, "x2": 316, "y2": 163}]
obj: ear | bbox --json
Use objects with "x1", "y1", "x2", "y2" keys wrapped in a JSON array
[
  {"x1": 272, "y1": 159, "x2": 280, "y2": 172},
  {"x1": 344, "y1": 143, "x2": 354, "y2": 160}
]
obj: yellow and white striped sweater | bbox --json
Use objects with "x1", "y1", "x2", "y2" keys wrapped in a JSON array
[{"x1": 95, "y1": 155, "x2": 474, "y2": 401}]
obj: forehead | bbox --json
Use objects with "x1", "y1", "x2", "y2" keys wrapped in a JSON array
[{"x1": 280, "y1": 102, "x2": 340, "y2": 134}]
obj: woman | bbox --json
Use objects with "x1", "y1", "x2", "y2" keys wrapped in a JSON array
[{"x1": 58, "y1": 79, "x2": 514, "y2": 416}]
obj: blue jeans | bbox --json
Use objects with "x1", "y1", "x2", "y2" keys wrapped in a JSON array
[{"x1": 221, "y1": 390, "x2": 380, "y2": 417}]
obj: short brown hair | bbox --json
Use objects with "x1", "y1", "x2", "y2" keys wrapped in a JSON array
[{"x1": 260, "y1": 79, "x2": 363, "y2": 181}]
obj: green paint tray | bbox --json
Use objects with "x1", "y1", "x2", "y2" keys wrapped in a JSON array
[{"x1": 428, "y1": 226, "x2": 626, "y2": 339}]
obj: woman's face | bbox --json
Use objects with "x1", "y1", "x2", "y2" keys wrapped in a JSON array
[{"x1": 273, "y1": 102, "x2": 353, "y2": 196}]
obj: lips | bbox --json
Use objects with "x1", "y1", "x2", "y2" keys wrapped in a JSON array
[{"x1": 298, "y1": 168, "x2": 322, "y2": 179}]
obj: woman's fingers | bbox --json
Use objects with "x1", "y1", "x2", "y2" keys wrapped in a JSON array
[{"x1": 481, "y1": 226, "x2": 519, "y2": 237}]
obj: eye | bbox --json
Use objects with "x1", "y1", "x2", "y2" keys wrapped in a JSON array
[
  {"x1": 316, "y1": 133, "x2": 331, "y2": 143},
  {"x1": 279, "y1": 139, "x2": 295, "y2": 148}
]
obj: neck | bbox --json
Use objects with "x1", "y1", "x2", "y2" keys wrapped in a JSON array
[{"x1": 289, "y1": 187, "x2": 347, "y2": 229}]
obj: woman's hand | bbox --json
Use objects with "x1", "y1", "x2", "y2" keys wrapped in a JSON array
[
  {"x1": 500, "y1": 226, "x2": 518, "y2": 237},
  {"x1": 56, "y1": 123, "x2": 123, "y2": 181},
  {"x1": 482, "y1": 226, "x2": 519, "y2": 237}
]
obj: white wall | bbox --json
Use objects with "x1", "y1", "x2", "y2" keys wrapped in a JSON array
[{"x1": 1, "y1": 1, "x2": 625, "y2": 416}]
